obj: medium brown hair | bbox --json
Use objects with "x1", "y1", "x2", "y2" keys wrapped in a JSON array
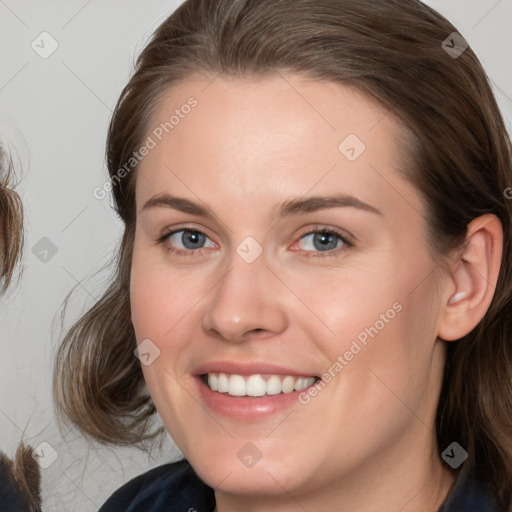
[
  {"x1": 0, "y1": 143, "x2": 23, "y2": 293},
  {"x1": 54, "y1": 0, "x2": 512, "y2": 507}
]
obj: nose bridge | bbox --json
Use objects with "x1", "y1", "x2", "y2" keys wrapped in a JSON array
[{"x1": 201, "y1": 246, "x2": 287, "y2": 342}]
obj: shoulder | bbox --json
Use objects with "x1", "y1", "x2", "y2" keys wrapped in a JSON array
[
  {"x1": 99, "y1": 458, "x2": 215, "y2": 512},
  {"x1": 439, "y1": 466, "x2": 506, "y2": 512},
  {"x1": 0, "y1": 457, "x2": 30, "y2": 512}
]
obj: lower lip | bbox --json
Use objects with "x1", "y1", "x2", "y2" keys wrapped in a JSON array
[{"x1": 195, "y1": 376, "x2": 313, "y2": 420}]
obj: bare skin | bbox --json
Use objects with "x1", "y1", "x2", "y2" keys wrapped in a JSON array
[{"x1": 130, "y1": 73, "x2": 502, "y2": 512}]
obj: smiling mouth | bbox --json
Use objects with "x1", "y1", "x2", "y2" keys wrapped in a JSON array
[{"x1": 201, "y1": 373, "x2": 320, "y2": 397}]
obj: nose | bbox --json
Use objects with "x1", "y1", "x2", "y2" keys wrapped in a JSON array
[{"x1": 200, "y1": 250, "x2": 288, "y2": 343}]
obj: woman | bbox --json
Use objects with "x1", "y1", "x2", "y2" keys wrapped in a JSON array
[
  {"x1": 0, "y1": 144, "x2": 42, "y2": 511},
  {"x1": 54, "y1": 0, "x2": 512, "y2": 510}
]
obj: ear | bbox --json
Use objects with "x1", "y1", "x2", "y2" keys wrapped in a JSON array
[{"x1": 437, "y1": 214, "x2": 503, "y2": 341}]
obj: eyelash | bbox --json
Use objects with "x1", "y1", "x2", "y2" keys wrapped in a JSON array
[{"x1": 156, "y1": 225, "x2": 354, "y2": 259}]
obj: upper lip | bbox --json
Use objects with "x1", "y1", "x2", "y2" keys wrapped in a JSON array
[{"x1": 194, "y1": 360, "x2": 319, "y2": 378}]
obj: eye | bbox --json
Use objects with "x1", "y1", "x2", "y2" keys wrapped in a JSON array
[
  {"x1": 293, "y1": 227, "x2": 353, "y2": 258},
  {"x1": 159, "y1": 228, "x2": 216, "y2": 256},
  {"x1": 157, "y1": 226, "x2": 353, "y2": 258}
]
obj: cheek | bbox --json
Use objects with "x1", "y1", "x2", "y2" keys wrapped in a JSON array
[
  {"x1": 315, "y1": 250, "x2": 440, "y2": 385},
  {"x1": 306, "y1": 263, "x2": 406, "y2": 357},
  {"x1": 130, "y1": 244, "x2": 202, "y2": 341},
  {"x1": 130, "y1": 273, "x2": 167, "y2": 341}
]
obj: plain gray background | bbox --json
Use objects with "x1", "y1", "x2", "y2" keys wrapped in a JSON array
[{"x1": 1, "y1": 1, "x2": 511, "y2": 510}]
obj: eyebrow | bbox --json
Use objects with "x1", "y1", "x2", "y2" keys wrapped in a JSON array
[{"x1": 141, "y1": 193, "x2": 382, "y2": 218}]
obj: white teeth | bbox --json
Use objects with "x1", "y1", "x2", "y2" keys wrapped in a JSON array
[
  {"x1": 206, "y1": 373, "x2": 316, "y2": 397},
  {"x1": 266, "y1": 375, "x2": 282, "y2": 395},
  {"x1": 246, "y1": 375, "x2": 266, "y2": 397},
  {"x1": 282, "y1": 375, "x2": 296, "y2": 393},
  {"x1": 217, "y1": 373, "x2": 229, "y2": 393},
  {"x1": 208, "y1": 373, "x2": 218, "y2": 391},
  {"x1": 294, "y1": 378, "x2": 306, "y2": 391},
  {"x1": 229, "y1": 375, "x2": 246, "y2": 396}
]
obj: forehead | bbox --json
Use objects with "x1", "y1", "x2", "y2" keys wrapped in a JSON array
[{"x1": 135, "y1": 73, "x2": 422, "y2": 223}]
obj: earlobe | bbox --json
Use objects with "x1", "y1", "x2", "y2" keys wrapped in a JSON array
[{"x1": 438, "y1": 214, "x2": 503, "y2": 342}]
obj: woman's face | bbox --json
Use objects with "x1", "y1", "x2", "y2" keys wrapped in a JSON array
[{"x1": 131, "y1": 74, "x2": 449, "y2": 499}]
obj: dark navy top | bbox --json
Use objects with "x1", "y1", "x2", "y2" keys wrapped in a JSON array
[{"x1": 98, "y1": 458, "x2": 505, "y2": 512}]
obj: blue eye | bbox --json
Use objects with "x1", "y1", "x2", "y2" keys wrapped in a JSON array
[
  {"x1": 294, "y1": 228, "x2": 352, "y2": 258},
  {"x1": 299, "y1": 231, "x2": 343, "y2": 252},
  {"x1": 163, "y1": 229, "x2": 216, "y2": 255},
  {"x1": 158, "y1": 226, "x2": 353, "y2": 258}
]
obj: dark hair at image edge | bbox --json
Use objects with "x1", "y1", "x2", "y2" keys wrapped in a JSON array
[
  {"x1": 53, "y1": 0, "x2": 512, "y2": 507},
  {"x1": 0, "y1": 148, "x2": 41, "y2": 510},
  {"x1": 0, "y1": 144, "x2": 23, "y2": 292}
]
